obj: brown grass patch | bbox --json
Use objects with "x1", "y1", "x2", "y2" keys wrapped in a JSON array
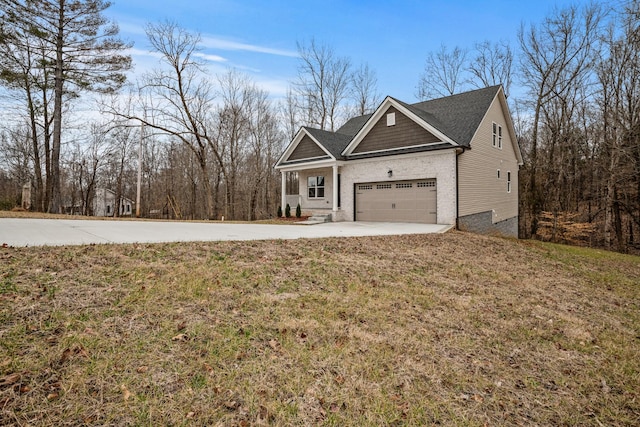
[{"x1": 1, "y1": 232, "x2": 639, "y2": 425}]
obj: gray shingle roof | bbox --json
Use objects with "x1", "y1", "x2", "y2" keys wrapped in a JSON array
[
  {"x1": 303, "y1": 127, "x2": 352, "y2": 160},
  {"x1": 279, "y1": 85, "x2": 501, "y2": 165},
  {"x1": 409, "y1": 85, "x2": 500, "y2": 147},
  {"x1": 336, "y1": 114, "x2": 371, "y2": 137}
]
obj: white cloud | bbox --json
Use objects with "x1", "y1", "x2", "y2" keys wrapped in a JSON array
[
  {"x1": 193, "y1": 52, "x2": 227, "y2": 63},
  {"x1": 201, "y1": 36, "x2": 298, "y2": 58},
  {"x1": 127, "y1": 47, "x2": 163, "y2": 59}
]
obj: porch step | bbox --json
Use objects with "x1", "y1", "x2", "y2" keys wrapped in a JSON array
[{"x1": 299, "y1": 214, "x2": 332, "y2": 225}]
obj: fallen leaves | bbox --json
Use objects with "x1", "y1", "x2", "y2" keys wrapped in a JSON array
[
  {"x1": 120, "y1": 384, "x2": 132, "y2": 401},
  {"x1": 268, "y1": 339, "x2": 280, "y2": 351},
  {"x1": 58, "y1": 345, "x2": 89, "y2": 365},
  {"x1": 171, "y1": 333, "x2": 189, "y2": 341},
  {"x1": 0, "y1": 372, "x2": 21, "y2": 387}
]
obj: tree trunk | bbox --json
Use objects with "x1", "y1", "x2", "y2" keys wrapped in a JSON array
[
  {"x1": 49, "y1": 0, "x2": 65, "y2": 213},
  {"x1": 26, "y1": 82, "x2": 44, "y2": 211}
]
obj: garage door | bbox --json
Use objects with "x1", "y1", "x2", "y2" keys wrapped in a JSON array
[{"x1": 355, "y1": 179, "x2": 437, "y2": 223}]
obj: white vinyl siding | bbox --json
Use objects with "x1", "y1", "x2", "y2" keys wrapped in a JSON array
[{"x1": 458, "y1": 98, "x2": 519, "y2": 222}]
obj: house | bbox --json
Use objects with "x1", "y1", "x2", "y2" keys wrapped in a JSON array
[
  {"x1": 275, "y1": 85, "x2": 523, "y2": 237},
  {"x1": 93, "y1": 188, "x2": 134, "y2": 217}
]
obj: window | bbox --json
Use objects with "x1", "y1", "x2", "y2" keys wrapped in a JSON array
[
  {"x1": 358, "y1": 184, "x2": 373, "y2": 190},
  {"x1": 497, "y1": 169, "x2": 501, "y2": 179},
  {"x1": 308, "y1": 176, "x2": 325, "y2": 198},
  {"x1": 492, "y1": 122, "x2": 502, "y2": 149},
  {"x1": 396, "y1": 183, "x2": 412, "y2": 189},
  {"x1": 377, "y1": 184, "x2": 392, "y2": 189},
  {"x1": 386, "y1": 112, "x2": 396, "y2": 126},
  {"x1": 507, "y1": 171, "x2": 512, "y2": 193}
]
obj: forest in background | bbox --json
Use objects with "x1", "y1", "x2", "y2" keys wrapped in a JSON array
[{"x1": 0, "y1": 1, "x2": 638, "y2": 253}]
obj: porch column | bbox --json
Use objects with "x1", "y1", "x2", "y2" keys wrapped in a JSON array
[
  {"x1": 280, "y1": 171, "x2": 286, "y2": 217},
  {"x1": 332, "y1": 164, "x2": 339, "y2": 212}
]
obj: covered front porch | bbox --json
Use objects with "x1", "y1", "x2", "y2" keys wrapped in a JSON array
[{"x1": 279, "y1": 163, "x2": 342, "y2": 221}]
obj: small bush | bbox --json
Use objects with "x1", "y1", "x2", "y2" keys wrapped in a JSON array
[
  {"x1": 285, "y1": 204, "x2": 291, "y2": 218},
  {"x1": 0, "y1": 198, "x2": 15, "y2": 211},
  {"x1": 296, "y1": 203, "x2": 301, "y2": 218},
  {"x1": 277, "y1": 205, "x2": 283, "y2": 218}
]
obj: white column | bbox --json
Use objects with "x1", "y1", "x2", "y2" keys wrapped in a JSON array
[
  {"x1": 332, "y1": 164, "x2": 339, "y2": 212},
  {"x1": 280, "y1": 171, "x2": 287, "y2": 216}
]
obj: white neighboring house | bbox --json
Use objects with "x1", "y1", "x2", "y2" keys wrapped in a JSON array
[
  {"x1": 93, "y1": 188, "x2": 134, "y2": 217},
  {"x1": 275, "y1": 86, "x2": 523, "y2": 237}
]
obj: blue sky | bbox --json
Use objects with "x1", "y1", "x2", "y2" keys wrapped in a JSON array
[{"x1": 104, "y1": 0, "x2": 593, "y2": 103}]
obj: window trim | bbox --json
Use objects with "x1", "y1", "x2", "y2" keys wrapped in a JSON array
[
  {"x1": 492, "y1": 122, "x2": 497, "y2": 147},
  {"x1": 307, "y1": 175, "x2": 325, "y2": 199},
  {"x1": 492, "y1": 122, "x2": 503, "y2": 149}
]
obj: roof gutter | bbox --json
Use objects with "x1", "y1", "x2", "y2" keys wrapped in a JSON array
[{"x1": 455, "y1": 146, "x2": 467, "y2": 230}]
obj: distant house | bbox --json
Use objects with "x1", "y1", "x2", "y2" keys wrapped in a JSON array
[
  {"x1": 93, "y1": 188, "x2": 134, "y2": 217},
  {"x1": 275, "y1": 85, "x2": 523, "y2": 237}
]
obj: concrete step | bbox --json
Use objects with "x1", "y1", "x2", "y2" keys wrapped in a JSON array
[{"x1": 307, "y1": 214, "x2": 332, "y2": 223}]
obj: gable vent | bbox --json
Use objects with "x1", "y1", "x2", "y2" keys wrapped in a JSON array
[{"x1": 386, "y1": 112, "x2": 396, "y2": 126}]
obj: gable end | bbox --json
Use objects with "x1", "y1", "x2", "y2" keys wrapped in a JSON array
[
  {"x1": 352, "y1": 106, "x2": 442, "y2": 154},
  {"x1": 288, "y1": 135, "x2": 328, "y2": 161}
]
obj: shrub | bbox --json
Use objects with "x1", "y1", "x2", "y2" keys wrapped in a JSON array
[
  {"x1": 285, "y1": 204, "x2": 291, "y2": 218},
  {"x1": 277, "y1": 205, "x2": 283, "y2": 218},
  {"x1": 295, "y1": 204, "x2": 302, "y2": 218}
]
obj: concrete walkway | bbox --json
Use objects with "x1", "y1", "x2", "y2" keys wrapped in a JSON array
[{"x1": 0, "y1": 218, "x2": 452, "y2": 247}]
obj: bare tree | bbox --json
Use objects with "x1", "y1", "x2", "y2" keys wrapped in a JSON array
[
  {"x1": 416, "y1": 44, "x2": 468, "y2": 100},
  {"x1": 280, "y1": 87, "x2": 301, "y2": 140},
  {"x1": 69, "y1": 123, "x2": 107, "y2": 215},
  {"x1": 596, "y1": 1, "x2": 640, "y2": 251},
  {"x1": 214, "y1": 69, "x2": 253, "y2": 219},
  {"x1": 351, "y1": 62, "x2": 381, "y2": 115},
  {"x1": 293, "y1": 38, "x2": 352, "y2": 131},
  {"x1": 518, "y1": 3, "x2": 604, "y2": 237},
  {"x1": 117, "y1": 21, "x2": 218, "y2": 219},
  {"x1": 243, "y1": 83, "x2": 283, "y2": 220},
  {"x1": 468, "y1": 40, "x2": 514, "y2": 98}
]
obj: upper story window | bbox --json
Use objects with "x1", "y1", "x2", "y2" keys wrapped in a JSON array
[
  {"x1": 492, "y1": 122, "x2": 503, "y2": 149},
  {"x1": 308, "y1": 176, "x2": 325, "y2": 198},
  {"x1": 507, "y1": 171, "x2": 512, "y2": 193}
]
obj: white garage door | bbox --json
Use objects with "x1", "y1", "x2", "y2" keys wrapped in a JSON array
[{"x1": 355, "y1": 179, "x2": 437, "y2": 223}]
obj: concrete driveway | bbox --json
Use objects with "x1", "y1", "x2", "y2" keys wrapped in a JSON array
[{"x1": 0, "y1": 218, "x2": 452, "y2": 247}]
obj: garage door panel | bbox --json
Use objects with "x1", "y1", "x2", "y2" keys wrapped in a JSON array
[{"x1": 355, "y1": 179, "x2": 437, "y2": 223}]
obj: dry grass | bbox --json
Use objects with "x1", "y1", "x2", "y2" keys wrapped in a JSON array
[
  {"x1": 1, "y1": 232, "x2": 639, "y2": 426},
  {"x1": 0, "y1": 210, "x2": 298, "y2": 225}
]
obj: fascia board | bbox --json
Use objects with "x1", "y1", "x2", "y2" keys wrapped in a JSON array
[
  {"x1": 275, "y1": 127, "x2": 336, "y2": 167},
  {"x1": 275, "y1": 158, "x2": 338, "y2": 172}
]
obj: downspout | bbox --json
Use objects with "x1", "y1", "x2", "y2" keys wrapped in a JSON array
[{"x1": 455, "y1": 147, "x2": 466, "y2": 230}]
